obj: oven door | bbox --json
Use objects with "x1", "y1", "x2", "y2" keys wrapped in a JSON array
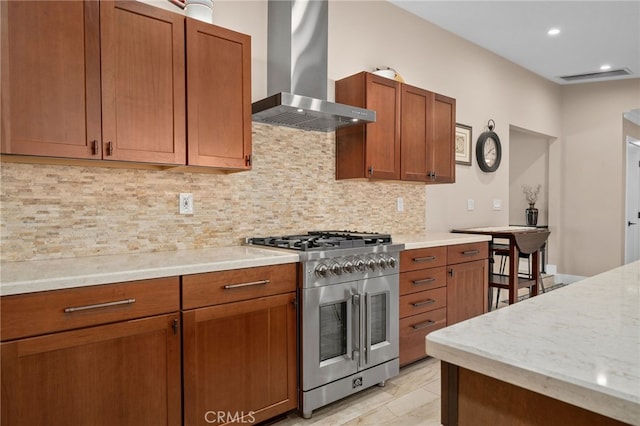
[
  {"x1": 301, "y1": 282, "x2": 359, "y2": 391},
  {"x1": 360, "y1": 275, "x2": 399, "y2": 369}
]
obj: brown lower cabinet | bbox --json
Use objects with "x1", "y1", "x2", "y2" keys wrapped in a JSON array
[
  {"x1": 0, "y1": 278, "x2": 181, "y2": 426},
  {"x1": 181, "y1": 264, "x2": 298, "y2": 426},
  {"x1": 399, "y1": 243, "x2": 488, "y2": 366}
]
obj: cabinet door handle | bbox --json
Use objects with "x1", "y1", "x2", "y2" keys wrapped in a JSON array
[
  {"x1": 106, "y1": 141, "x2": 114, "y2": 156},
  {"x1": 462, "y1": 250, "x2": 480, "y2": 256},
  {"x1": 412, "y1": 299, "x2": 435, "y2": 307},
  {"x1": 413, "y1": 256, "x2": 436, "y2": 263},
  {"x1": 64, "y1": 298, "x2": 136, "y2": 313},
  {"x1": 368, "y1": 166, "x2": 374, "y2": 177},
  {"x1": 223, "y1": 279, "x2": 270, "y2": 290},
  {"x1": 245, "y1": 154, "x2": 252, "y2": 166},
  {"x1": 412, "y1": 277, "x2": 436, "y2": 286},
  {"x1": 411, "y1": 320, "x2": 435, "y2": 330},
  {"x1": 91, "y1": 140, "x2": 99, "y2": 156}
]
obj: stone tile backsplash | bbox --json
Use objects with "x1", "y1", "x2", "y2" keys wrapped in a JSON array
[{"x1": 1, "y1": 124, "x2": 426, "y2": 262}]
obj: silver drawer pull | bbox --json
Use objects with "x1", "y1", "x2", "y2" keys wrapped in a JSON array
[
  {"x1": 64, "y1": 298, "x2": 136, "y2": 313},
  {"x1": 223, "y1": 279, "x2": 270, "y2": 290},
  {"x1": 413, "y1": 256, "x2": 436, "y2": 263},
  {"x1": 462, "y1": 250, "x2": 480, "y2": 256},
  {"x1": 412, "y1": 277, "x2": 436, "y2": 285},
  {"x1": 411, "y1": 320, "x2": 435, "y2": 330},
  {"x1": 412, "y1": 299, "x2": 436, "y2": 308}
]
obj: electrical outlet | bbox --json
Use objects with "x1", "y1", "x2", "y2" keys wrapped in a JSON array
[
  {"x1": 179, "y1": 193, "x2": 193, "y2": 214},
  {"x1": 396, "y1": 197, "x2": 404, "y2": 212},
  {"x1": 493, "y1": 199, "x2": 502, "y2": 210}
]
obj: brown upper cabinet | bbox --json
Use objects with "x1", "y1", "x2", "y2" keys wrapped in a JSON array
[
  {"x1": 335, "y1": 72, "x2": 401, "y2": 180},
  {"x1": 186, "y1": 19, "x2": 252, "y2": 170},
  {"x1": 0, "y1": 0, "x2": 102, "y2": 160},
  {"x1": 335, "y1": 72, "x2": 456, "y2": 184},
  {"x1": 1, "y1": 1, "x2": 252, "y2": 171}
]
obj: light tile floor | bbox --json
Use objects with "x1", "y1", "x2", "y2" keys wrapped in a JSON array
[{"x1": 272, "y1": 357, "x2": 442, "y2": 426}]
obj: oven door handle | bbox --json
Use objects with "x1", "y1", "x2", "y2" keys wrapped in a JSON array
[
  {"x1": 352, "y1": 293, "x2": 361, "y2": 365},
  {"x1": 364, "y1": 292, "x2": 372, "y2": 366}
]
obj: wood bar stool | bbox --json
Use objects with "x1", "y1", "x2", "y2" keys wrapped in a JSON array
[{"x1": 489, "y1": 231, "x2": 550, "y2": 309}]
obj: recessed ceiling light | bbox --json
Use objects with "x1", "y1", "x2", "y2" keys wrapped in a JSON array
[
  {"x1": 600, "y1": 64, "x2": 612, "y2": 71},
  {"x1": 547, "y1": 28, "x2": 561, "y2": 36}
]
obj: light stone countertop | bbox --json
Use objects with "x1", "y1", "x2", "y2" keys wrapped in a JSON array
[
  {"x1": 393, "y1": 232, "x2": 491, "y2": 249},
  {"x1": 426, "y1": 260, "x2": 640, "y2": 425},
  {"x1": 0, "y1": 246, "x2": 299, "y2": 296},
  {"x1": 0, "y1": 232, "x2": 490, "y2": 296}
]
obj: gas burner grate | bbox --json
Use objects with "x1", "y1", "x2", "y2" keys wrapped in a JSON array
[{"x1": 247, "y1": 231, "x2": 392, "y2": 251}]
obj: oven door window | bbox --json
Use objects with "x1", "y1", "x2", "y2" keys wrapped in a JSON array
[
  {"x1": 368, "y1": 293, "x2": 387, "y2": 346},
  {"x1": 319, "y1": 303, "x2": 348, "y2": 361},
  {"x1": 361, "y1": 275, "x2": 399, "y2": 368}
]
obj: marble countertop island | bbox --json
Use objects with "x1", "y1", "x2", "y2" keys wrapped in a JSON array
[{"x1": 427, "y1": 260, "x2": 640, "y2": 425}]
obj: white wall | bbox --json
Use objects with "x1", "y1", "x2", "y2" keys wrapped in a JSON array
[
  {"x1": 560, "y1": 79, "x2": 640, "y2": 275},
  {"x1": 509, "y1": 128, "x2": 550, "y2": 226}
]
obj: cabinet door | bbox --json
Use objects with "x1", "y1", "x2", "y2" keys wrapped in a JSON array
[
  {"x1": 446, "y1": 259, "x2": 488, "y2": 325},
  {"x1": 183, "y1": 293, "x2": 297, "y2": 426},
  {"x1": 0, "y1": 313, "x2": 181, "y2": 426},
  {"x1": 365, "y1": 74, "x2": 401, "y2": 180},
  {"x1": 100, "y1": 1, "x2": 186, "y2": 164},
  {"x1": 186, "y1": 19, "x2": 252, "y2": 170},
  {"x1": 430, "y1": 93, "x2": 456, "y2": 184},
  {"x1": 401, "y1": 84, "x2": 433, "y2": 182},
  {"x1": 0, "y1": 0, "x2": 101, "y2": 159}
]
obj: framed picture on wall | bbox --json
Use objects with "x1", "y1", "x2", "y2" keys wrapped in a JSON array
[{"x1": 455, "y1": 123, "x2": 473, "y2": 166}]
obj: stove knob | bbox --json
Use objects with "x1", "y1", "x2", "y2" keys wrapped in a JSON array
[
  {"x1": 342, "y1": 260, "x2": 354, "y2": 274},
  {"x1": 315, "y1": 263, "x2": 329, "y2": 278},
  {"x1": 387, "y1": 256, "x2": 397, "y2": 269},
  {"x1": 354, "y1": 258, "x2": 366, "y2": 272},
  {"x1": 366, "y1": 257, "x2": 377, "y2": 271},
  {"x1": 329, "y1": 262, "x2": 343, "y2": 276},
  {"x1": 377, "y1": 256, "x2": 388, "y2": 269}
]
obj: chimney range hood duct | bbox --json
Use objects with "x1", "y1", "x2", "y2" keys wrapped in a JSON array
[{"x1": 251, "y1": 0, "x2": 376, "y2": 132}]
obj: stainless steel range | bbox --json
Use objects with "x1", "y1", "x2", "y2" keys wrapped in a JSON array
[{"x1": 248, "y1": 231, "x2": 403, "y2": 418}]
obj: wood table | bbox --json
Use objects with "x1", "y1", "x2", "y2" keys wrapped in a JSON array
[{"x1": 451, "y1": 226, "x2": 550, "y2": 306}]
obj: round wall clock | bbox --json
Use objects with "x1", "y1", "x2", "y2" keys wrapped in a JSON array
[{"x1": 476, "y1": 119, "x2": 502, "y2": 172}]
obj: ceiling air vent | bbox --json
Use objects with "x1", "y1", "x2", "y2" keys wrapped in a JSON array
[{"x1": 559, "y1": 68, "x2": 632, "y2": 82}]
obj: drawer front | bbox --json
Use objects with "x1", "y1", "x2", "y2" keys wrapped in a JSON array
[
  {"x1": 400, "y1": 286, "x2": 446, "y2": 318},
  {"x1": 447, "y1": 242, "x2": 489, "y2": 265},
  {"x1": 1, "y1": 277, "x2": 180, "y2": 341},
  {"x1": 400, "y1": 266, "x2": 447, "y2": 295},
  {"x1": 182, "y1": 263, "x2": 297, "y2": 309},
  {"x1": 400, "y1": 246, "x2": 447, "y2": 272},
  {"x1": 399, "y1": 307, "x2": 447, "y2": 366}
]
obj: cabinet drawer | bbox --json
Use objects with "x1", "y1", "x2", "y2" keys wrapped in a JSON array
[
  {"x1": 447, "y1": 242, "x2": 488, "y2": 265},
  {"x1": 400, "y1": 266, "x2": 447, "y2": 295},
  {"x1": 400, "y1": 287, "x2": 446, "y2": 318},
  {"x1": 182, "y1": 263, "x2": 297, "y2": 309},
  {"x1": 400, "y1": 246, "x2": 447, "y2": 272},
  {"x1": 1, "y1": 277, "x2": 180, "y2": 341},
  {"x1": 399, "y1": 307, "x2": 447, "y2": 366}
]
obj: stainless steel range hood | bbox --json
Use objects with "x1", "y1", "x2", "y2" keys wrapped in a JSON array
[{"x1": 252, "y1": 0, "x2": 375, "y2": 132}]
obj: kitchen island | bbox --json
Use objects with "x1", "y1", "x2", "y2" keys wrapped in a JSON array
[{"x1": 427, "y1": 260, "x2": 640, "y2": 425}]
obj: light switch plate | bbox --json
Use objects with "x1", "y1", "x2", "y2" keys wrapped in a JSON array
[
  {"x1": 467, "y1": 199, "x2": 475, "y2": 211},
  {"x1": 396, "y1": 197, "x2": 404, "y2": 212},
  {"x1": 493, "y1": 199, "x2": 502, "y2": 210}
]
